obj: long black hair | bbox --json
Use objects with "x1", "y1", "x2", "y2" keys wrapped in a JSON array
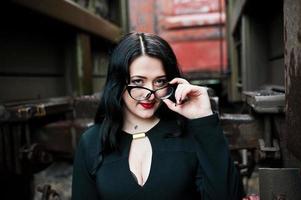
[{"x1": 94, "y1": 32, "x2": 183, "y2": 153}]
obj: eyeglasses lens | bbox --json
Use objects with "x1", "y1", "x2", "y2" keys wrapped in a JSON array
[
  {"x1": 130, "y1": 86, "x2": 173, "y2": 100},
  {"x1": 155, "y1": 86, "x2": 173, "y2": 99}
]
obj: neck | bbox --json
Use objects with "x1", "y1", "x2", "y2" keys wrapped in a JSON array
[{"x1": 122, "y1": 114, "x2": 159, "y2": 134}]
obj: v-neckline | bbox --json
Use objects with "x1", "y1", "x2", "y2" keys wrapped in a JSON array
[
  {"x1": 123, "y1": 120, "x2": 161, "y2": 188},
  {"x1": 126, "y1": 135, "x2": 155, "y2": 188}
]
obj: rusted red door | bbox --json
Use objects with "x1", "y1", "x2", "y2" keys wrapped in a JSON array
[{"x1": 129, "y1": 0, "x2": 227, "y2": 78}]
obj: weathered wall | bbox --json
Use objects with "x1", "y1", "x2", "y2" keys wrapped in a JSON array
[
  {"x1": 284, "y1": 0, "x2": 301, "y2": 161},
  {"x1": 128, "y1": 0, "x2": 227, "y2": 75}
]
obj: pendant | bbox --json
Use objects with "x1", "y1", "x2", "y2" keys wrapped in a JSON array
[{"x1": 132, "y1": 132, "x2": 146, "y2": 140}]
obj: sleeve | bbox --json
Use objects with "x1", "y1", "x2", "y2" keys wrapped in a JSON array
[
  {"x1": 72, "y1": 135, "x2": 100, "y2": 200},
  {"x1": 187, "y1": 114, "x2": 245, "y2": 200}
]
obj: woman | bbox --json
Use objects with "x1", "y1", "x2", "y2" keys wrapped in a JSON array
[{"x1": 72, "y1": 32, "x2": 245, "y2": 200}]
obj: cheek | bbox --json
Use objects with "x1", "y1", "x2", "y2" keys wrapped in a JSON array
[{"x1": 122, "y1": 91, "x2": 137, "y2": 108}]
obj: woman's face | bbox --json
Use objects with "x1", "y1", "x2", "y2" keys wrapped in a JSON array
[{"x1": 122, "y1": 55, "x2": 167, "y2": 121}]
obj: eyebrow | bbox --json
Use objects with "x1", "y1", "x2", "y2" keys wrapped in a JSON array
[{"x1": 130, "y1": 75, "x2": 167, "y2": 79}]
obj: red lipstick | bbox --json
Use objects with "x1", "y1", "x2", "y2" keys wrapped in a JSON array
[{"x1": 140, "y1": 102, "x2": 155, "y2": 109}]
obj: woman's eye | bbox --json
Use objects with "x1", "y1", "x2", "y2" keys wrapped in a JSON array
[
  {"x1": 155, "y1": 79, "x2": 167, "y2": 87},
  {"x1": 131, "y1": 79, "x2": 143, "y2": 85}
]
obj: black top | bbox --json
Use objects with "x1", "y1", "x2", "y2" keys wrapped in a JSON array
[{"x1": 72, "y1": 114, "x2": 244, "y2": 200}]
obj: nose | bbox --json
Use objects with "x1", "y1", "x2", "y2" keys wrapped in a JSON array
[
  {"x1": 146, "y1": 91, "x2": 155, "y2": 100},
  {"x1": 145, "y1": 83, "x2": 154, "y2": 91},
  {"x1": 144, "y1": 84, "x2": 155, "y2": 100}
]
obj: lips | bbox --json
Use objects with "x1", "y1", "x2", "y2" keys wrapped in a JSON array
[{"x1": 139, "y1": 102, "x2": 155, "y2": 109}]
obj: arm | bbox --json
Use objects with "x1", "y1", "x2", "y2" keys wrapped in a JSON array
[
  {"x1": 188, "y1": 114, "x2": 245, "y2": 199},
  {"x1": 72, "y1": 134, "x2": 100, "y2": 200},
  {"x1": 163, "y1": 78, "x2": 244, "y2": 199}
]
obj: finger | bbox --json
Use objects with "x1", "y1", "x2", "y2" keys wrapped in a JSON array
[
  {"x1": 181, "y1": 85, "x2": 202, "y2": 99},
  {"x1": 169, "y1": 77, "x2": 189, "y2": 85},
  {"x1": 162, "y1": 99, "x2": 181, "y2": 112},
  {"x1": 174, "y1": 83, "x2": 185, "y2": 104},
  {"x1": 198, "y1": 86, "x2": 209, "y2": 94}
]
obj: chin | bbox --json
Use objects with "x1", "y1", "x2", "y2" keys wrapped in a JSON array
[{"x1": 137, "y1": 110, "x2": 156, "y2": 119}]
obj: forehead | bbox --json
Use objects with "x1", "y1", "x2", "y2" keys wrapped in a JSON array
[{"x1": 129, "y1": 56, "x2": 165, "y2": 77}]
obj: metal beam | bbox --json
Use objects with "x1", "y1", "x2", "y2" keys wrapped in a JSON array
[
  {"x1": 230, "y1": 0, "x2": 247, "y2": 34},
  {"x1": 10, "y1": 0, "x2": 122, "y2": 43}
]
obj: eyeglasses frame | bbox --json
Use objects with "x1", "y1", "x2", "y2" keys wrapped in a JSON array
[{"x1": 126, "y1": 84, "x2": 174, "y2": 101}]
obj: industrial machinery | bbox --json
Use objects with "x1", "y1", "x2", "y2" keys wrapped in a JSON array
[{"x1": 1, "y1": 0, "x2": 301, "y2": 199}]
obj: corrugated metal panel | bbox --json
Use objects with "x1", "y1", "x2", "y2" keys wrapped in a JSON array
[
  {"x1": 160, "y1": 12, "x2": 225, "y2": 29},
  {"x1": 129, "y1": 0, "x2": 227, "y2": 76},
  {"x1": 170, "y1": 0, "x2": 224, "y2": 15},
  {"x1": 128, "y1": 0, "x2": 156, "y2": 32},
  {"x1": 170, "y1": 40, "x2": 227, "y2": 72}
]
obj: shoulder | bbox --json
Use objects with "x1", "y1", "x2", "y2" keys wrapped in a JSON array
[
  {"x1": 80, "y1": 124, "x2": 102, "y2": 146},
  {"x1": 77, "y1": 123, "x2": 103, "y2": 159},
  {"x1": 75, "y1": 123, "x2": 103, "y2": 172}
]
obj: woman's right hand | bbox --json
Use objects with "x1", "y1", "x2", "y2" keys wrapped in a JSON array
[{"x1": 162, "y1": 78, "x2": 213, "y2": 119}]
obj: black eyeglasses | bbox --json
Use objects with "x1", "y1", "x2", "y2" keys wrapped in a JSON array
[{"x1": 126, "y1": 84, "x2": 174, "y2": 101}]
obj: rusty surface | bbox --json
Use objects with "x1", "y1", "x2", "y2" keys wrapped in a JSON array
[
  {"x1": 73, "y1": 95, "x2": 100, "y2": 119},
  {"x1": 259, "y1": 168, "x2": 301, "y2": 200},
  {"x1": 220, "y1": 113, "x2": 261, "y2": 150},
  {"x1": 128, "y1": 0, "x2": 155, "y2": 32},
  {"x1": 0, "y1": 95, "x2": 97, "y2": 175},
  {"x1": 160, "y1": 12, "x2": 225, "y2": 30},
  {"x1": 160, "y1": 27, "x2": 223, "y2": 42},
  {"x1": 128, "y1": 0, "x2": 227, "y2": 75},
  {"x1": 284, "y1": 0, "x2": 301, "y2": 161},
  {"x1": 1, "y1": 97, "x2": 73, "y2": 122},
  {"x1": 158, "y1": 0, "x2": 225, "y2": 15},
  {"x1": 242, "y1": 89, "x2": 285, "y2": 114},
  {"x1": 273, "y1": 115, "x2": 300, "y2": 167},
  {"x1": 170, "y1": 40, "x2": 227, "y2": 72},
  {"x1": 34, "y1": 119, "x2": 93, "y2": 156}
]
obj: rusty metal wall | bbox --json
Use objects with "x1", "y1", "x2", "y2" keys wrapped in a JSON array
[
  {"x1": 128, "y1": 0, "x2": 227, "y2": 77},
  {"x1": 159, "y1": 0, "x2": 226, "y2": 75},
  {"x1": 128, "y1": 0, "x2": 156, "y2": 32},
  {"x1": 284, "y1": 0, "x2": 301, "y2": 162}
]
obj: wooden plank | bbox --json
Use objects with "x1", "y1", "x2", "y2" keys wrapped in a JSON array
[
  {"x1": 77, "y1": 33, "x2": 93, "y2": 95},
  {"x1": 10, "y1": 0, "x2": 122, "y2": 42}
]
